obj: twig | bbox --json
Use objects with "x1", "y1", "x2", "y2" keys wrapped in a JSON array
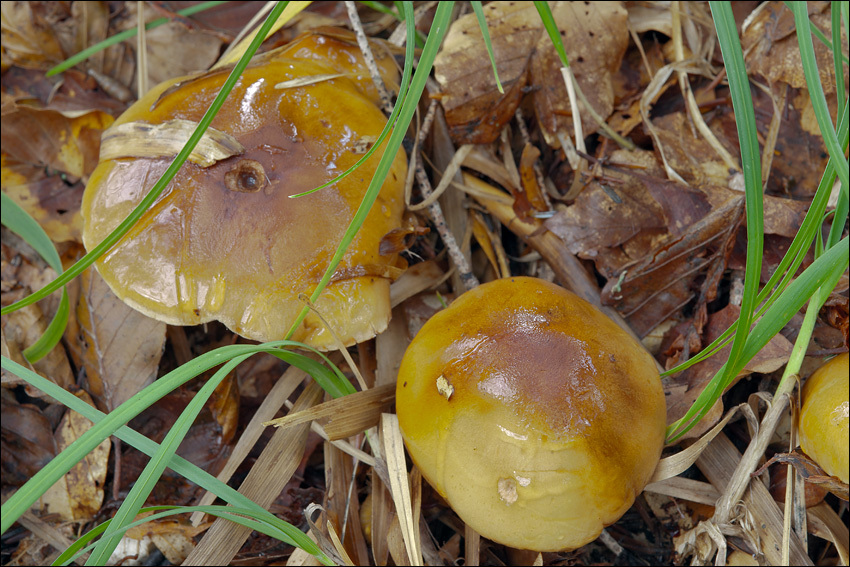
[
  {"x1": 413, "y1": 100, "x2": 480, "y2": 290},
  {"x1": 346, "y1": 1, "x2": 393, "y2": 114},
  {"x1": 136, "y1": 1, "x2": 148, "y2": 97}
]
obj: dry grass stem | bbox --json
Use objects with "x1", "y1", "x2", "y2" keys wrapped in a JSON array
[
  {"x1": 755, "y1": 80, "x2": 789, "y2": 188},
  {"x1": 644, "y1": 476, "x2": 721, "y2": 506},
  {"x1": 389, "y1": 260, "x2": 447, "y2": 307},
  {"x1": 407, "y1": 144, "x2": 473, "y2": 211},
  {"x1": 715, "y1": 390, "x2": 793, "y2": 523},
  {"x1": 264, "y1": 383, "x2": 394, "y2": 438},
  {"x1": 464, "y1": 524, "x2": 480, "y2": 566},
  {"x1": 671, "y1": 1, "x2": 739, "y2": 172},
  {"x1": 135, "y1": 1, "x2": 147, "y2": 97},
  {"x1": 691, "y1": 433, "x2": 811, "y2": 566},
  {"x1": 191, "y1": 364, "x2": 309, "y2": 526},
  {"x1": 807, "y1": 502, "x2": 849, "y2": 564},
  {"x1": 184, "y1": 382, "x2": 324, "y2": 565},
  {"x1": 650, "y1": 402, "x2": 758, "y2": 483},
  {"x1": 380, "y1": 413, "x2": 422, "y2": 565}
]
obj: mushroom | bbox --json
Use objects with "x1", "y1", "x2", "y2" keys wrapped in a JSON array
[
  {"x1": 395, "y1": 277, "x2": 666, "y2": 551},
  {"x1": 798, "y1": 352, "x2": 849, "y2": 483},
  {"x1": 81, "y1": 32, "x2": 407, "y2": 349}
]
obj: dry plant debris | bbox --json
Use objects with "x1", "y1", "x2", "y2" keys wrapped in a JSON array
[{"x1": 1, "y1": 2, "x2": 848, "y2": 567}]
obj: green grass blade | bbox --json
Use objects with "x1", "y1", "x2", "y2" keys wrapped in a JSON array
[
  {"x1": 471, "y1": 1, "x2": 504, "y2": 94},
  {"x1": 662, "y1": 102, "x2": 848, "y2": 378},
  {"x1": 359, "y1": 0, "x2": 397, "y2": 17},
  {"x1": 708, "y1": 1, "x2": 763, "y2": 383},
  {"x1": 791, "y1": 1, "x2": 850, "y2": 190},
  {"x1": 0, "y1": 356, "x2": 329, "y2": 565},
  {"x1": 57, "y1": 505, "x2": 330, "y2": 566},
  {"x1": 86, "y1": 355, "x2": 250, "y2": 564},
  {"x1": 46, "y1": 1, "x2": 229, "y2": 77},
  {"x1": 289, "y1": 2, "x2": 417, "y2": 199},
  {"x1": 668, "y1": 236, "x2": 850, "y2": 440},
  {"x1": 1, "y1": 1, "x2": 291, "y2": 319},
  {"x1": 533, "y1": 1, "x2": 569, "y2": 66},
  {"x1": 0, "y1": 193, "x2": 69, "y2": 362},
  {"x1": 1, "y1": 193, "x2": 63, "y2": 273},
  {"x1": 286, "y1": 1, "x2": 453, "y2": 337},
  {"x1": 832, "y1": 2, "x2": 847, "y2": 115},
  {"x1": 0, "y1": 340, "x2": 347, "y2": 535}
]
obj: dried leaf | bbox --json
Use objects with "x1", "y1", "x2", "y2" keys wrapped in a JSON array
[
  {"x1": 72, "y1": 268, "x2": 166, "y2": 411},
  {"x1": 434, "y1": 1, "x2": 628, "y2": 145},
  {"x1": 1, "y1": 105, "x2": 113, "y2": 242},
  {"x1": 1, "y1": 245, "x2": 75, "y2": 394},
  {"x1": 0, "y1": 2, "x2": 66, "y2": 70},
  {"x1": 742, "y1": 1, "x2": 845, "y2": 92},
  {"x1": 757, "y1": 450, "x2": 849, "y2": 502},
  {"x1": 39, "y1": 390, "x2": 110, "y2": 522},
  {"x1": 0, "y1": 396, "x2": 57, "y2": 486},
  {"x1": 143, "y1": 21, "x2": 223, "y2": 86}
]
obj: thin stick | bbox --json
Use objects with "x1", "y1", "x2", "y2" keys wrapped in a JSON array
[
  {"x1": 346, "y1": 1, "x2": 393, "y2": 114},
  {"x1": 136, "y1": 1, "x2": 148, "y2": 97},
  {"x1": 413, "y1": 99, "x2": 479, "y2": 290}
]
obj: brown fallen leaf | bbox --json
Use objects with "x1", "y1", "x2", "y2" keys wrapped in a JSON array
[
  {"x1": 0, "y1": 396, "x2": 57, "y2": 486},
  {"x1": 1, "y1": 104, "x2": 114, "y2": 243},
  {"x1": 70, "y1": 268, "x2": 166, "y2": 412},
  {"x1": 544, "y1": 154, "x2": 667, "y2": 261},
  {"x1": 742, "y1": 1, "x2": 845, "y2": 94},
  {"x1": 39, "y1": 390, "x2": 110, "y2": 522},
  {"x1": 434, "y1": 1, "x2": 629, "y2": 145},
  {"x1": 663, "y1": 304, "x2": 795, "y2": 439},
  {"x1": 0, "y1": 2, "x2": 67, "y2": 70},
  {"x1": 1, "y1": 239, "x2": 75, "y2": 395},
  {"x1": 650, "y1": 112, "x2": 739, "y2": 188},
  {"x1": 142, "y1": 21, "x2": 223, "y2": 86}
]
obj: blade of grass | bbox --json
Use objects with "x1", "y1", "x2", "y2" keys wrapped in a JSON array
[
  {"x1": 285, "y1": 1, "x2": 454, "y2": 337},
  {"x1": 832, "y1": 2, "x2": 847, "y2": 114},
  {"x1": 56, "y1": 505, "x2": 330, "y2": 566},
  {"x1": 1, "y1": 356, "x2": 329, "y2": 566},
  {"x1": 0, "y1": 339, "x2": 350, "y2": 535},
  {"x1": 790, "y1": 1, "x2": 850, "y2": 190},
  {"x1": 668, "y1": 236, "x2": 849, "y2": 440},
  {"x1": 0, "y1": 193, "x2": 69, "y2": 362},
  {"x1": 708, "y1": 0, "x2": 763, "y2": 385},
  {"x1": 289, "y1": 1, "x2": 417, "y2": 199},
  {"x1": 532, "y1": 0, "x2": 635, "y2": 150},
  {"x1": 46, "y1": 1, "x2": 229, "y2": 77},
  {"x1": 471, "y1": 1, "x2": 504, "y2": 94},
  {"x1": 662, "y1": 101, "x2": 848, "y2": 379},
  {"x1": 533, "y1": 1, "x2": 568, "y2": 66},
  {"x1": 86, "y1": 354, "x2": 248, "y2": 564},
  {"x1": 1, "y1": 1, "x2": 290, "y2": 318}
]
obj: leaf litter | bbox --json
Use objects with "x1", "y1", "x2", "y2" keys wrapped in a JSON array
[{"x1": 1, "y1": 2, "x2": 848, "y2": 566}]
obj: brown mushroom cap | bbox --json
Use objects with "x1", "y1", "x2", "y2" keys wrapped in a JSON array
[
  {"x1": 82, "y1": 35, "x2": 407, "y2": 349},
  {"x1": 799, "y1": 352, "x2": 849, "y2": 483},
  {"x1": 395, "y1": 277, "x2": 666, "y2": 551}
]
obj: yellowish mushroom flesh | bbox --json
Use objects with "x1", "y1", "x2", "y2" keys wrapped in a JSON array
[
  {"x1": 82, "y1": 35, "x2": 407, "y2": 349},
  {"x1": 395, "y1": 277, "x2": 667, "y2": 551},
  {"x1": 799, "y1": 352, "x2": 849, "y2": 483}
]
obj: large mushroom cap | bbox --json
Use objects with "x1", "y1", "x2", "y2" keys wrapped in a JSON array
[
  {"x1": 82, "y1": 34, "x2": 407, "y2": 349},
  {"x1": 395, "y1": 277, "x2": 667, "y2": 551}
]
